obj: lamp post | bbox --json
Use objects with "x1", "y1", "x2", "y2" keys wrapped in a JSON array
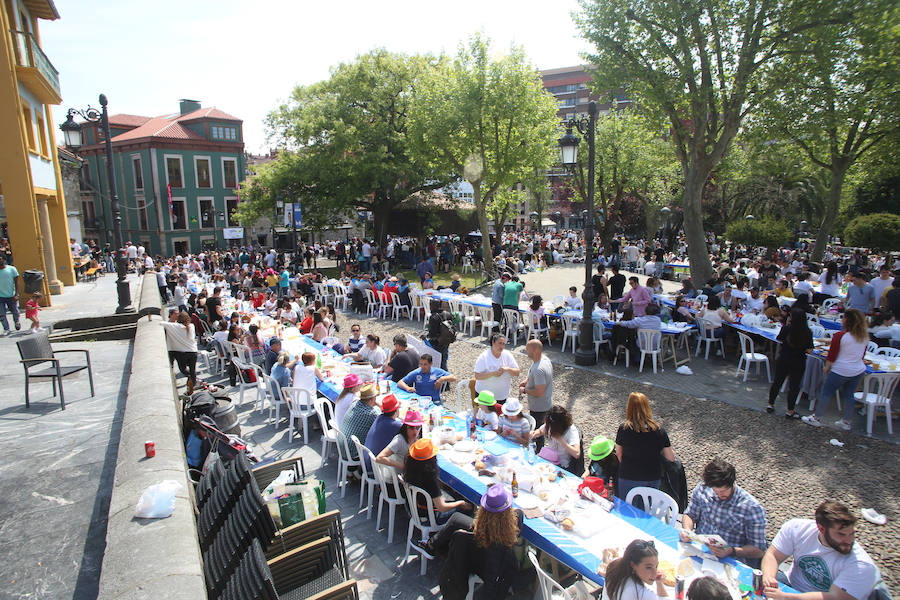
[
  {"x1": 660, "y1": 206, "x2": 672, "y2": 250},
  {"x1": 60, "y1": 94, "x2": 133, "y2": 313},
  {"x1": 745, "y1": 214, "x2": 755, "y2": 221},
  {"x1": 529, "y1": 211, "x2": 539, "y2": 233},
  {"x1": 558, "y1": 101, "x2": 598, "y2": 366}
]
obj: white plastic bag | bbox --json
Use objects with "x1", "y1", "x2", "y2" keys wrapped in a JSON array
[{"x1": 134, "y1": 480, "x2": 183, "y2": 519}]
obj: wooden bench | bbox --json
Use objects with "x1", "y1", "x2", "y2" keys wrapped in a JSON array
[{"x1": 82, "y1": 267, "x2": 100, "y2": 282}]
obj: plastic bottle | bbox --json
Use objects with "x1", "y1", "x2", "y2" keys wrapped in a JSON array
[
  {"x1": 298, "y1": 481, "x2": 319, "y2": 519},
  {"x1": 527, "y1": 442, "x2": 536, "y2": 465}
]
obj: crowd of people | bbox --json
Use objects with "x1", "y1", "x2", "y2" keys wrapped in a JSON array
[{"x1": 142, "y1": 231, "x2": 895, "y2": 600}]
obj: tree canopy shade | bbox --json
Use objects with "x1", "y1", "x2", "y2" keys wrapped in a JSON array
[
  {"x1": 407, "y1": 34, "x2": 560, "y2": 274},
  {"x1": 843, "y1": 213, "x2": 900, "y2": 252},
  {"x1": 253, "y1": 50, "x2": 444, "y2": 246},
  {"x1": 575, "y1": 0, "x2": 852, "y2": 284},
  {"x1": 755, "y1": 0, "x2": 900, "y2": 262}
]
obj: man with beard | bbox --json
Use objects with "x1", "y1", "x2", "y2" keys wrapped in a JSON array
[{"x1": 762, "y1": 501, "x2": 879, "y2": 600}]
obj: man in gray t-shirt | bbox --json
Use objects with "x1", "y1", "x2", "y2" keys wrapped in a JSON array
[
  {"x1": 519, "y1": 339, "x2": 553, "y2": 450},
  {"x1": 845, "y1": 273, "x2": 876, "y2": 314}
]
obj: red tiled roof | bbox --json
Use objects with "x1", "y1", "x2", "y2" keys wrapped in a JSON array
[
  {"x1": 105, "y1": 107, "x2": 241, "y2": 144},
  {"x1": 107, "y1": 114, "x2": 152, "y2": 127}
]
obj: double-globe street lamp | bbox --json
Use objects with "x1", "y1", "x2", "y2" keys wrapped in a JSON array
[
  {"x1": 60, "y1": 94, "x2": 133, "y2": 313},
  {"x1": 557, "y1": 100, "x2": 598, "y2": 366}
]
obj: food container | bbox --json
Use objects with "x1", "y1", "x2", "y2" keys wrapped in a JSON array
[{"x1": 434, "y1": 426, "x2": 456, "y2": 445}]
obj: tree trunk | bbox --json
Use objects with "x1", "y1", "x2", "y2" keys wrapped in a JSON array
[
  {"x1": 811, "y1": 165, "x2": 848, "y2": 263},
  {"x1": 473, "y1": 182, "x2": 494, "y2": 275},
  {"x1": 373, "y1": 201, "x2": 392, "y2": 250},
  {"x1": 682, "y1": 166, "x2": 714, "y2": 284}
]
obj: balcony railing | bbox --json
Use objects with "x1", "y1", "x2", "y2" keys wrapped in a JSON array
[{"x1": 10, "y1": 29, "x2": 61, "y2": 100}]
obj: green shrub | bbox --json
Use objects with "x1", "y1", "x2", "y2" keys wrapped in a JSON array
[
  {"x1": 843, "y1": 213, "x2": 900, "y2": 251},
  {"x1": 724, "y1": 218, "x2": 792, "y2": 250}
]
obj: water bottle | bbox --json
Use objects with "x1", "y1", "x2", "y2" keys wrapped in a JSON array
[
  {"x1": 298, "y1": 481, "x2": 319, "y2": 519},
  {"x1": 527, "y1": 442, "x2": 536, "y2": 465}
]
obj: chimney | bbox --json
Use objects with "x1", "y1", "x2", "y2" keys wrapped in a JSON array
[{"x1": 179, "y1": 99, "x2": 201, "y2": 115}]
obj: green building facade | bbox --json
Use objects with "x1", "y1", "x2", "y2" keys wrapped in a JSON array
[{"x1": 77, "y1": 100, "x2": 245, "y2": 256}]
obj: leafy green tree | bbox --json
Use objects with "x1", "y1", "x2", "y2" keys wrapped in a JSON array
[
  {"x1": 487, "y1": 187, "x2": 526, "y2": 234},
  {"x1": 256, "y1": 50, "x2": 444, "y2": 246},
  {"x1": 756, "y1": 0, "x2": 900, "y2": 261},
  {"x1": 725, "y1": 218, "x2": 792, "y2": 252},
  {"x1": 843, "y1": 213, "x2": 900, "y2": 251},
  {"x1": 408, "y1": 34, "x2": 560, "y2": 274},
  {"x1": 575, "y1": 0, "x2": 851, "y2": 283}
]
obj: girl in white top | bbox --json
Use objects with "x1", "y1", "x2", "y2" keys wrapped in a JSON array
[
  {"x1": 473, "y1": 333, "x2": 520, "y2": 403},
  {"x1": 349, "y1": 334, "x2": 387, "y2": 368},
  {"x1": 292, "y1": 352, "x2": 324, "y2": 399},
  {"x1": 805, "y1": 309, "x2": 869, "y2": 430},
  {"x1": 819, "y1": 264, "x2": 842, "y2": 297},
  {"x1": 531, "y1": 405, "x2": 581, "y2": 472},
  {"x1": 600, "y1": 539, "x2": 667, "y2": 600}
]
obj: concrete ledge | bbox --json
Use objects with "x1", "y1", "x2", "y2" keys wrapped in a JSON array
[
  {"x1": 137, "y1": 273, "x2": 162, "y2": 318},
  {"x1": 98, "y1": 303, "x2": 206, "y2": 598}
]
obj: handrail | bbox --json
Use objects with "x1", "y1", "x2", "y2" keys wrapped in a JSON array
[{"x1": 9, "y1": 29, "x2": 60, "y2": 95}]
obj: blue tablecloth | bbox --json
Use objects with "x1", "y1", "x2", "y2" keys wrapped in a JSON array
[
  {"x1": 561, "y1": 310, "x2": 695, "y2": 336},
  {"x1": 435, "y1": 413, "x2": 790, "y2": 592}
]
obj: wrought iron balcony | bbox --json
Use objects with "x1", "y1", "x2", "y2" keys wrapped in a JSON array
[{"x1": 10, "y1": 29, "x2": 61, "y2": 104}]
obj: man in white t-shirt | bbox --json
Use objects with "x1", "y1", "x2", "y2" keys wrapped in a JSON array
[
  {"x1": 869, "y1": 265, "x2": 893, "y2": 304},
  {"x1": 762, "y1": 501, "x2": 879, "y2": 600},
  {"x1": 473, "y1": 334, "x2": 520, "y2": 404}
]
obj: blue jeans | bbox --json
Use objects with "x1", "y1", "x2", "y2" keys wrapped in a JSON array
[
  {"x1": 0, "y1": 296, "x2": 20, "y2": 331},
  {"x1": 815, "y1": 371, "x2": 865, "y2": 421},
  {"x1": 616, "y1": 477, "x2": 661, "y2": 508}
]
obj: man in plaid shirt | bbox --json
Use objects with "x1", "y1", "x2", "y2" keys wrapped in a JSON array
[
  {"x1": 340, "y1": 384, "x2": 379, "y2": 462},
  {"x1": 680, "y1": 458, "x2": 768, "y2": 568}
]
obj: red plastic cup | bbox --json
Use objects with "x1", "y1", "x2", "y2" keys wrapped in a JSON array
[{"x1": 144, "y1": 441, "x2": 156, "y2": 458}]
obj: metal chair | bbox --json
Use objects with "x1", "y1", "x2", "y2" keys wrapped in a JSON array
[
  {"x1": 625, "y1": 486, "x2": 679, "y2": 525},
  {"x1": 853, "y1": 373, "x2": 899, "y2": 435},
  {"x1": 736, "y1": 332, "x2": 772, "y2": 382},
  {"x1": 17, "y1": 333, "x2": 94, "y2": 410}
]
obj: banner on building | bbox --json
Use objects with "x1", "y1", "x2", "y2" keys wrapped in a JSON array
[{"x1": 223, "y1": 227, "x2": 244, "y2": 240}]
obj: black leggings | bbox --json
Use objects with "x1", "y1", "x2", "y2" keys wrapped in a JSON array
[
  {"x1": 768, "y1": 357, "x2": 806, "y2": 412},
  {"x1": 171, "y1": 351, "x2": 197, "y2": 385}
]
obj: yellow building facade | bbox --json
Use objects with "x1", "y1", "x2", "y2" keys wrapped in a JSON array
[{"x1": 0, "y1": 0, "x2": 73, "y2": 304}]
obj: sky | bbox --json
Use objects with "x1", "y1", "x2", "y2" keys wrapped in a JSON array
[{"x1": 42, "y1": 0, "x2": 592, "y2": 154}]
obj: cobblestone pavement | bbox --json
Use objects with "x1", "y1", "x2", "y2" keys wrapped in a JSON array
[{"x1": 214, "y1": 297, "x2": 899, "y2": 598}]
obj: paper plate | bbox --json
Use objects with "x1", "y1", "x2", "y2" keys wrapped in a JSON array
[
  {"x1": 454, "y1": 440, "x2": 476, "y2": 452},
  {"x1": 483, "y1": 431, "x2": 497, "y2": 441},
  {"x1": 515, "y1": 494, "x2": 540, "y2": 510}
]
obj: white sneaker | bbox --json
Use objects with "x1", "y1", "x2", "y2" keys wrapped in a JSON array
[
  {"x1": 0, "y1": 330, "x2": 7, "y2": 337},
  {"x1": 834, "y1": 419, "x2": 852, "y2": 431},
  {"x1": 802, "y1": 415, "x2": 823, "y2": 427}
]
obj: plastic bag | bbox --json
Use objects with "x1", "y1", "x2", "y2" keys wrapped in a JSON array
[{"x1": 134, "y1": 480, "x2": 183, "y2": 519}]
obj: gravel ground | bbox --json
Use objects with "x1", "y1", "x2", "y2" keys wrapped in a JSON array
[{"x1": 334, "y1": 310, "x2": 900, "y2": 593}]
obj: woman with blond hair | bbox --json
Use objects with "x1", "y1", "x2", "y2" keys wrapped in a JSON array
[
  {"x1": 615, "y1": 392, "x2": 675, "y2": 500},
  {"x1": 802, "y1": 308, "x2": 869, "y2": 431}
]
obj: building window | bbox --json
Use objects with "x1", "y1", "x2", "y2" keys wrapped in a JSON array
[
  {"x1": 22, "y1": 105, "x2": 36, "y2": 151},
  {"x1": 225, "y1": 196, "x2": 239, "y2": 226},
  {"x1": 132, "y1": 156, "x2": 143, "y2": 190},
  {"x1": 195, "y1": 157, "x2": 211, "y2": 188},
  {"x1": 83, "y1": 199, "x2": 96, "y2": 225},
  {"x1": 222, "y1": 158, "x2": 237, "y2": 188},
  {"x1": 36, "y1": 114, "x2": 48, "y2": 157},
  {"x1": 199, "y1": 198, "x2": 214, "y2": 228},
  {"x1": 136, "y1": 196, "x2": 149, "y2": 230},
  {"x1": 557, "y1": 98, "x2": 575, "y2": 107},
  {"x1": 166, "y1": 156, "x2": 183, "y2": 188},
  {"x1": 171, "y1": 198, "x2": 187, "y2": 229},
  {"x1": 211, "y1": 126, "x2": 237, "y2": 141}
]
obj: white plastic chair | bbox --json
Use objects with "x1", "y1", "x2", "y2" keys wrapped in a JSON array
[
  {"x1": 866, "y1": 341, "x2": 879, "y2": 354},
  {"x1": 402, "y1": 480, "x2": 442, "y2": 576},
  {"x1": 593, "y1": 322, "x2": 611, "y2": 360},
  {"x1": 820, "y1": 298, "x2": 840, "y2": 314},
  {"x1": 809, "y1": 324, "x2": 826, "y2": 339},
  {"x1": 331, "y1": 418, "x2": 361, "y2": 498},
  {"x1": 503, "y1": 308, "x2": 523, "y2": 346},
  {"x1": 265, "y1": 374, "x2": 286, "y2": 425},
  {"x1": 526, "y1": 311, "x2": 550, "y2": 342},
  {"x1": 625, "y1": 486, "x2": 679, "y2": 525},
  {"x1": 282, "y1": 387, "x2": 317, "y2": 444},
  {"x1": 421, "y1": 296, "x2": 433, "y2": 330},
  {"x1": 390, "y1": 292, "x2": 411, "y2": 321},
  {"x1": 232, "y1": 359, "x2": 260, "y2": 407},
  {"x1": 875, "y1": 347, "x2": 900, "y2": 358},
  {"x1": 637, "y1": 329, "x2": 663, "y2": 373},
  {"x1": 806, "y1": 313, "x2": 820, "y2": 325},
  {"x1": 560, "y1": 314, "x2": 579, "y2": 353},
  {"x1": 374, "y1": 461, "x2": 407, "y2": 543},
  {"x1": 351, "y1": 436, "x2": 379, "y2": 519},
  {"x1": 462, "y1": 255, "x2": 473, "y2": 274},
  {"x1": 364, "y1": 289, "x2": 378, "y2": 317},
  {"x1": 736, "y1": 332, "x2": 772, "y2": 382},
  {"x1": 695, "y1": 319, "x2": 725, "y2": 360},
  {"x1": 333, "y1": 283, "x2": 349, "y2": 311},
  {"x1": 314, "y1": 396, "x2": 338, "y2": 464},
  {"x1": 552, "y1": 295, "x2": 565, "y2": 308},
  {"x1": 461, "y1": 302, "x2": 480, "y2": 337},
  {"x1": 476, "y1": 305, "x2": 499, "y2": 337},
  {"x1": 529, "y1": 550, "x2": 575, "y2": 600},
  {"x1": 853, "y1": 373, "x2": 899, "y2": 435}
]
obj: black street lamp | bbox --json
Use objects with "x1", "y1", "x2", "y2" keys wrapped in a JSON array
[
  {"x1": 745, "y1": 214, "x2": 755, "y2": 221},
  {"x1": 529, "y1": 211, "x2": 539, "y2": 232},
  {"x1": 60, "y1": 94, "x2": 133, "y2": 313},
  {"x1": 558, "y1": 101, "x2": 598, "y2": 366}
]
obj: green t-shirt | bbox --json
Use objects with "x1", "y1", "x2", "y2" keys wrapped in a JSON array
[
  {"x1": 503, "y1": 281, "x2": 523, "y2": 307},
  {"x1": 0, "y1": 265, "x2": 19, "y2": 298}
]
